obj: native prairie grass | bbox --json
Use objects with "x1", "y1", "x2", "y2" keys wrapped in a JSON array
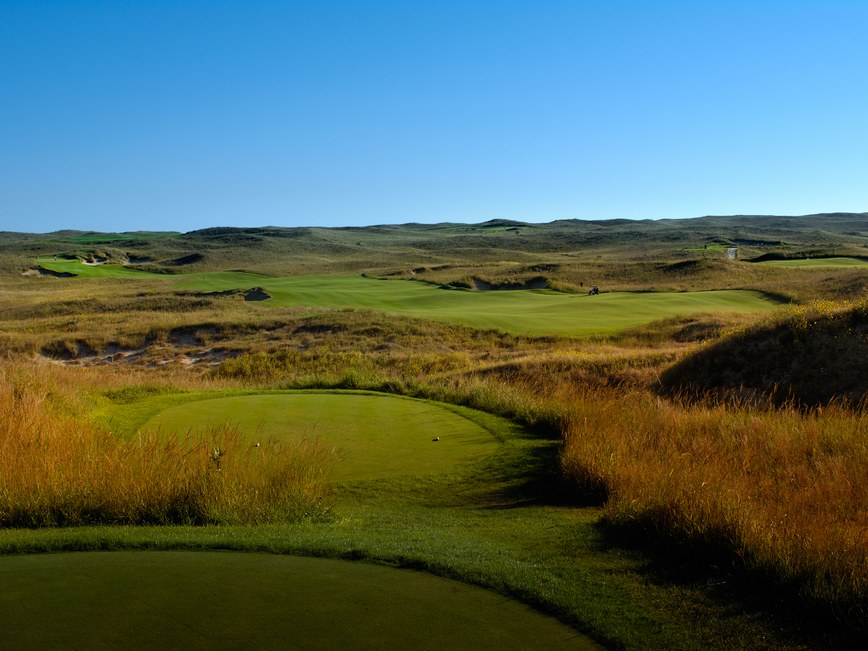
[{"x1": 0, "y1": 363, "x2": 335, "y2": 527}]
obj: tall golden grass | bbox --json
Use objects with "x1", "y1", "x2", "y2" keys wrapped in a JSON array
[
  {"x1": 561, "y1": 389, "x2": 867, "y2": 625},
  {"x1": 0, "y1": 363, "x2": 335, "y2": 526},
  {"x1": 4, "y1": 284, "x2": 866, "y2": 633},
  {"x1": 205, "y1": 312, "x2": 867, "y2": 630}
]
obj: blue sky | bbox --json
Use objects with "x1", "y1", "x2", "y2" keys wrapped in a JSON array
[{"x1": 2, "y1": 1, "x2": 867, "y2": 232}]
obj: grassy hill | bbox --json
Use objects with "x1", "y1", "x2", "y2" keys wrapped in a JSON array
[
  {"x1": 4, "y1": 213, "x2": 867, "y2": 302},
  {"x1": 659, "y1": 300, "x2": 868, "y2": 406}
]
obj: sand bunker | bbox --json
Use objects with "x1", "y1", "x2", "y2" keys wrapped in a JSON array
[{"x1": 24, "y1": 266, "x2": 78, "y2": 278}]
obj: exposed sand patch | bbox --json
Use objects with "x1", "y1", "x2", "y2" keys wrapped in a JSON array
[
  {"x1": 39, "y1": 343, "x2": 240, "y2": 368},
  {"x1": 24, "y1": 266, "x2": 78, "y2": 278},
  {"x1": 178, "y1": 348, "x2": 237, "y2": 367}
]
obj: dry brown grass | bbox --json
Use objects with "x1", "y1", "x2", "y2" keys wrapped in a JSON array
[
  {"x1": 561, "y1": 389, "x2": 867, "y2": 627},
  {"x1": 3, "y1": 263, "x2": 866, "y2": 634},
  {"x1": 0, "y1": 362, "x2": 335, "y2": 526}
]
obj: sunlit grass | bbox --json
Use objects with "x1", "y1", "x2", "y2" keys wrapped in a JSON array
[
  {"x1": 3, "y1": 241, "x2": 866, "y2": 645},
  {"x1": 175, "y1": 273, "x2": 780, "y2": 336},
  {"x1": 27, "y1": 263, "x2": 779, "y2": 336},
  {"x1": 139, "y1": 392, "x2": 501, "y2": 482},
  {"x1": 561, "y1": 390, "x2": 867, "y2": 628},
  {"x1": 0, "y1": 363, "x2": 335, "y2": 526}
]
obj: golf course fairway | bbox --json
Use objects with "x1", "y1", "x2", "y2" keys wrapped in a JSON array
[
  {"x1": 0, "y1": 551, "x2": 598, "y2": 650},
  {"x1": 34, "y1": 261, "x2": 780, "y2": 336},
  {"x1": 175, "y1": 273, "x2": 780, "y2": 336},
  {"x1": 140, "y1": 393, "x2": 501, "y2": 482}
]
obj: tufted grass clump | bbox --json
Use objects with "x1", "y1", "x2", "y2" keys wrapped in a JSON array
[
  {"x1": 0, "y1": 363, "x2": 335, "y2": 527},
  {"x1": 561, "y1": 388, "x2": 867, "y2": 633}
]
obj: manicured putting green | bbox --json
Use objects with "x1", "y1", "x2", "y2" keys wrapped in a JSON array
[
  {"x1": 141, "y1": 393, "x2": 500, "y2": 481},
  {"x1": 0, "y1": 551, "x2": 598, "y2": 650}
]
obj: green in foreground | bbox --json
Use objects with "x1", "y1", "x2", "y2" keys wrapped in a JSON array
[
  {"x1": 0, "y1": 551, "x2": 596, "y2": 650},
  {"x1": 0, "y1": 386, "x2": 834, "y2": 650}
]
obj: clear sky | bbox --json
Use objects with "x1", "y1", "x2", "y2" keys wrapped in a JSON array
[{"x1": 2, "y1": 1, "x2": 867, "y2": 233}]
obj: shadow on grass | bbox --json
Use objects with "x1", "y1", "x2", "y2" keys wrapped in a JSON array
[
  {"x1": 437, "y1": 431, "x2": 865, "y2": 649},
  {"x1": 595, "y1": 520, "x2": 865, "y2": 651},
  {"x1": 444, "y1": 440, "x2": 607, "y2": 511}
]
